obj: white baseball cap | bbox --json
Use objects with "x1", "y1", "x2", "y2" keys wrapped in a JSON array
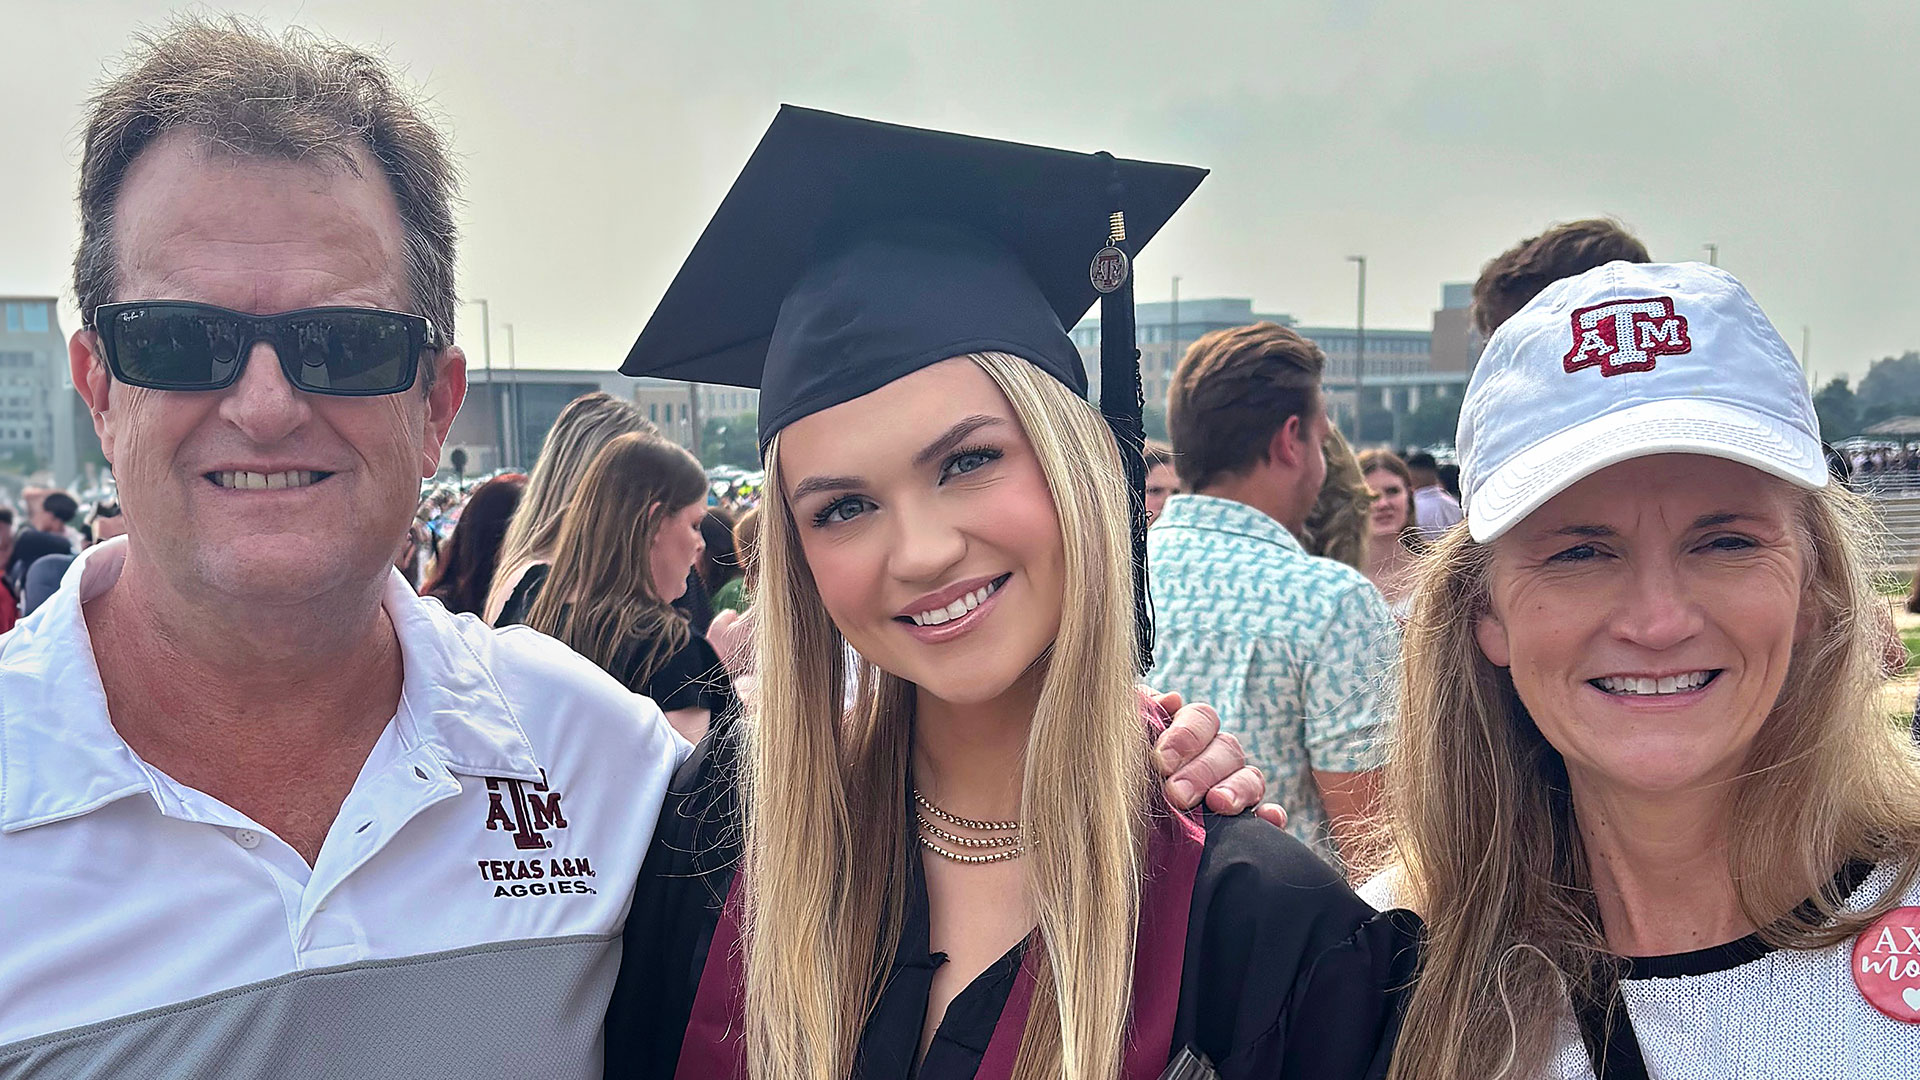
[{"x1": 1458, "y1": 260, "x2": 1826, "y2": 543}]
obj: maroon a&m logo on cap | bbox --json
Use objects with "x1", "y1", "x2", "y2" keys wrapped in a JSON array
[
  {"x1": 1855, "y1": 906, "x2": 1920, "y2": 1023},
  {"x1": 1563, "y1": 296, "x2": 1692, "y2": 377}
]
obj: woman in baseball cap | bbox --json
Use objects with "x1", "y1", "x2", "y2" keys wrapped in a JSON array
[{"x1": 1367, "y1": 260, "x2": 1920, "y2": 1079}]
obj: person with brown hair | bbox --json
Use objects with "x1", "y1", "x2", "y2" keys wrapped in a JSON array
[
  {"x1": 1150, "y1": 322, "x2": 1397, "y2": 863},
  {"x1": 1302, "y1": 428, "x2": 1377, "y2": 572},
  {"x1": 420, "y1": 473, "x2": 526, "y2": 616},
  {"x1": 0, "y1": 17, "x2": 691, "y2": 1077},
  {"x1": 499, "y1": 432, "x2": 727, "y2": 742},
  {"x1": 1371, "y1": 262, "x2": 1920, "y2": 1080},
  {"x1": 1355, "y1": 448, "x2": 1420, "y2": 616},
  {"x1": 705, "y1": 503, "x2": 762, "y2": 683},
  {"x1": 1470, "y1": 217, "x2": 1652, "y2": 338},
  {"x1": 701, "y1": 506, "x2": 748, "y2": 613},
  {"x1": 485, "y1": 390, "x2": 655, "y2": 622}
]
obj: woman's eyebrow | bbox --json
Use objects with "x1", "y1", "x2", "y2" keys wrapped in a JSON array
[
  {"x1": 913, "y1": 415, "x2": 1004, "y2": 468},
  {"x1": 791, "y1": 474, "x2": 865, "y2": 500},
  {"x1": 1692, "y1": 511, "x2": 1754, "y2": 529},
  {"x1": 789, "y1": 415, "x2": 1007, "y2": 499}
]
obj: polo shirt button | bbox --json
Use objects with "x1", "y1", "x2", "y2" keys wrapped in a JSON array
[{"x1": 233, "y1": 829, "x2": 262, "y2": 850}]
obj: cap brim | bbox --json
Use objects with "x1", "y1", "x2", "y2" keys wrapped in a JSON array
[{"x1": 1467, "y1": 398, "x2": 1829, "y2": 543}]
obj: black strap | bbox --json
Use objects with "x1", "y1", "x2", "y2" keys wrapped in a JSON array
[
  {"x1": 1571, "y1": 971, "x2": 1650, "y2": 1080},
  {"x1": 1571, "y1": 858, "x2": 1879, "y2": 1080}
]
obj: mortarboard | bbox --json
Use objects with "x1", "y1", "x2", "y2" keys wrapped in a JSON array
[{"x1": 621, "y1": 105, "x2": 1205, "y2": 671}]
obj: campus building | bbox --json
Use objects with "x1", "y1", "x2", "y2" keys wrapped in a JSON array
[
  {"x1": 441, "y1": 370, "x2": 759, "y2": 475},
  {"x1": 1071, "y1": 285, "x2": 1484, "y2": 442},
  {"x1": 0, "y1": 297, "x2": 105, "y2": 486}
]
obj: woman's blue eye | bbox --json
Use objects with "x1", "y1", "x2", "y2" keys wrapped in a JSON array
[
  {"x1": 1705, "y1": 535, "x2": 1755, "y2": 552},
  {"x1": 811, "y1": 497, "x2": 871, "y2": 527},
  {"x1": 942, "y1": 447, "x2": 1001, "y2": 481},
  {"x1": 1548, "y1": 544, "x2": 1600, "y2": 563}
]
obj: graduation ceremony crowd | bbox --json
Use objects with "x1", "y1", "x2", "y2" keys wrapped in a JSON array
[{"x1": 3, "y1": 15, "x2": 1918, "y2": 1080}]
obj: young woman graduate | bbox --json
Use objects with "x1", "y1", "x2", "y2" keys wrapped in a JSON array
[{"x1": 605, "y1": 107, "x2": 1420, "y2": 1080}]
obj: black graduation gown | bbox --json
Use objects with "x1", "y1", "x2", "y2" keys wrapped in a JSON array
[{"x1": 605, "y1": 719, "x2": 1420, "y2": 1080}]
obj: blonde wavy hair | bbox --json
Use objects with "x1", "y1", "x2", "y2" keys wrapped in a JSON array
[
  {"x1": 1379, "y1": 478, "x2": 1920, "y2": 1080},
  {"x1": 1302, "y1": 428, "x2": 1376, "y2": 570},
  {"x1": 744, "y1": 352, "x2": 1153, "y2": 1080},
  {"x1": 488, "y1": 392, "x2": 652, "y2": 619}
]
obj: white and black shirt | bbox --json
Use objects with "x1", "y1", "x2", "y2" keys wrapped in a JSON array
[{"x1": 1366, "y1": 860, "x2": 1920, "y2": 1078}]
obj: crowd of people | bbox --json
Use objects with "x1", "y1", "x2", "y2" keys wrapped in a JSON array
[
  {"x1": 3, "y1": 15, "x2": 1919, "y2": 1080},
  {"x1": 0, "y1": 486, "x2": 127, "y2": 631}
]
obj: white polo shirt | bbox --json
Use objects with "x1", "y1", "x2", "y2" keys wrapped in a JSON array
[{"x1": 0, "y1": 540, "x2": 689, "y2": 1077}]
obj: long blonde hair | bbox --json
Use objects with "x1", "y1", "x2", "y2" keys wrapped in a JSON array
[
  {"x1": 1303, "y1": 427, "x2": 1376, "y2": 570},
  {"x1": 524, "y1": 432, "x2": 706, "y2": 688},
  {"x1": 1380, "y1": 480, "x2": 1920, "y2": 1080},
  {"x1": 490, "y1": 392, "x2": 653, "y2": 612},
  {"x1": 743, "y1": 352, "x2": 1152, "y2": 1080}
]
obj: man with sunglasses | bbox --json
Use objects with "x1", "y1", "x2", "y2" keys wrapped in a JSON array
[
  {"x1": 0, "y1": 19, "x2": 693, "y2": 1077},
  {"x1": 0, "y1": 18, "x2": 1273, "y2": 1079}
]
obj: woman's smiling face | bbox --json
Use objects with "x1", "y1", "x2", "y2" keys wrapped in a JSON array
[
  {"x1": 776, "y1": 357, "x2": 1065, "y2": 706},
  {"x1": 1476, "y1": 454, "x2": 1815, "y2": 798}
]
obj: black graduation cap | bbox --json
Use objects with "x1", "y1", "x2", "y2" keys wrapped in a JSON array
[{"x1": 622, "y1": 105, "x2": 1205, "y2": 670}]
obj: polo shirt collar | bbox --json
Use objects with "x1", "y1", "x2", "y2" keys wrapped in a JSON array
[
  {"x1": 1, "y1": 540, "x2": 540, "y2": 833},
  {"x1": 1154, "y1": 493, "x2": 1305, "y2": 553}
]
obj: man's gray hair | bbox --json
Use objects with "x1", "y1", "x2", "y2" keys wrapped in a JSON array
[{"x1": 73, "y1": 16, "x2": 461, "y2": 359}]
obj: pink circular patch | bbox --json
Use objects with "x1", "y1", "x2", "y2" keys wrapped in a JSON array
[{"x1": 1853, "y1": 906, "x2": 1920, "y2": 1023}]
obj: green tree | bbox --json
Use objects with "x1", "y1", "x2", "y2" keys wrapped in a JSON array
[
  {"x1": 1858, "y1": 352, "x2": 1920, "y2": 410},
  {"x1": 700, "y1": 413, "x2": 761, "y2": 469},
  {"x1": 1401, "y1": 393, "x2": 1465, "y2": 448},
  {"x1": 1813, "y1": 377, "x2": 1860, "y2": 441}
]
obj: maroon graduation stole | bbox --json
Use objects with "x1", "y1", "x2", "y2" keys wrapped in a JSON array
[
  {"x1": 975, "y1": 804, "x2": 1206, "y2": 1079},
  {"x1": 671, "y1": 802, "x2": 1206, "y2": 1080}
]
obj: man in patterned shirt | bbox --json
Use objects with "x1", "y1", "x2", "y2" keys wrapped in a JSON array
[{"x1": 1149, "y1": 322, "x2": 1396, "y2": 864}]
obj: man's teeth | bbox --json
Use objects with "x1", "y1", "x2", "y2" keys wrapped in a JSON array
[
  {"x1": 909, "y1": 578, "x2": 1002, "y2": 627},
  {"x1": 1594, "y1": 672, "x2": 1712, "y2": 696},
  {"x1": 213, "y1": 470, "x2": 322, "y2": 490}
]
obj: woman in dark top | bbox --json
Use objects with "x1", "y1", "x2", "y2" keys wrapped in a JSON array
[
  {"x1": 605, "y1": 108, "x2": 1417, "y2": 1080},
  {"x1": 495, "y1": 431, "x2": 733, "y2": 736},
  {"x1": 421, "y1": 473, "x2": 525, "y2": 616}
]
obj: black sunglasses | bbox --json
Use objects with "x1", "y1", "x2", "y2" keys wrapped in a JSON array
[{"x1": 91, "y1": 301, "x2": 436, "y2": 396}]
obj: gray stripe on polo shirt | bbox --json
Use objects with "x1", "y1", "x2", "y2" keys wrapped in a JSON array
[{"x1": 0, "y1": 933, "x2": 619, "y2": 1079}]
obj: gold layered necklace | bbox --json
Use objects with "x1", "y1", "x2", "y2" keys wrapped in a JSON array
[{"x1": 912, "y1": 789, "x2": 1027, "y2": 865}]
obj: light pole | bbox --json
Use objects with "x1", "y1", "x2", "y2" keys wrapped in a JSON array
[
  {"x1": 461, "y1": 298, "x2": 497, "y2": 469},
  {"x1": 503, "y1": 322, "x2": 518, "y2": 469},
  {"x1": 1347, "y1": 255, "x2": 1367, "y2": 439},
  {"x1": 1170, "y1": 274, "x2": 1181, "y2": 373}
]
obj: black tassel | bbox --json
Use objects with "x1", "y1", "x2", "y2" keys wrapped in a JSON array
[{"x1": 1093, "y1": 154, "x2": 1154, "y2": 675}]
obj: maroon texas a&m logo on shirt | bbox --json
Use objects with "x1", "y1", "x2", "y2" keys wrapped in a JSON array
[
  {"x1": 1563, "y1": 296, "x2": 1692, "y2": 377},
  {"x1": 484, "y1": 769, "x2": 568, "y2": 850}
]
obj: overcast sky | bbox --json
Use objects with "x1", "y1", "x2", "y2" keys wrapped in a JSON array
[{"x1": 5, "y1": 0, "x2": 1915, "y2": 386}]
